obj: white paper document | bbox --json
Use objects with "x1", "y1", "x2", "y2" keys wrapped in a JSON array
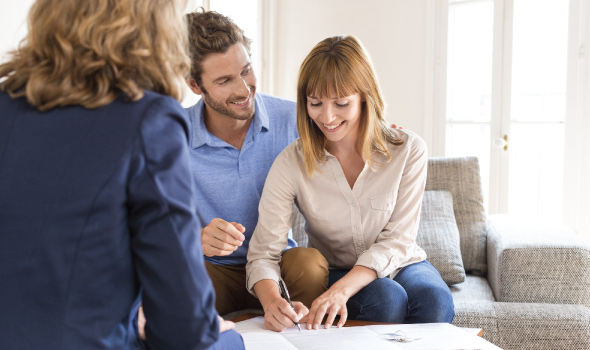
[
  {"x1": 368, "y1": 323, "x2": 503, "y2": 350},
  {"x1": 235, "y1": 317, "x2": 401, "y2": 349},
  {"x1": 235, "y1": 316, "x2": 503, "y2": 350}
]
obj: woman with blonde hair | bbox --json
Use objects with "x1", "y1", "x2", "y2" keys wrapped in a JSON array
[
  {"x1": 0, "y1": 0, "x2": 243, "y2": 349},
  {"x1": 246, "y1": 35, "x2": 454, "y2": 331}
]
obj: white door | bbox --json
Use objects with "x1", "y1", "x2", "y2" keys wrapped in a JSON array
[{"x1": 444, "y1": 0, "x2": 570, "y2": 220}]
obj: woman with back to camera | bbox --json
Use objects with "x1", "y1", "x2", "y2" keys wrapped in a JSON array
[
  {"x1": 0, "y1": 0, "x2": 243, "y2": 349},
  {"x1": 246, "y1": 35, "x2": 454, "y2": 332}
]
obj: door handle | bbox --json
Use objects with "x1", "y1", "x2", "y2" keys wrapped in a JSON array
[{"x1": 492, "y1": 134, "x2": 509, "y2": 151}]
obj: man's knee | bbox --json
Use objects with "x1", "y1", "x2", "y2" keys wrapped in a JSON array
[
  {"x1": 282, "y1": 248, "x2": 328, "y2": 279},
  {"x1": 280, "y1": 248, "x2": 328, "y2": 307}
]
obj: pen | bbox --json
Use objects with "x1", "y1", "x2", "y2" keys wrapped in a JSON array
[{"x1": 278, "y1": 280, "x2": 301, "y2": 333}]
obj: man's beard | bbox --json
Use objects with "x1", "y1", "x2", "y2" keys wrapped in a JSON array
[{"x1": 201, "y1": 88, "x2": 256, "y2": 121}]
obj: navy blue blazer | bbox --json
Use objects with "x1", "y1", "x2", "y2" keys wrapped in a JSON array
[{"x1": 0, "y1": 91, "x2": 222, "y2": 349}]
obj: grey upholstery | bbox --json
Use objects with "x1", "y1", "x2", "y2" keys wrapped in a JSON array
[
  {"x1": 487, "y1": 214, "x2": 590, "y2": 308},
  {"x1": 425, "y1": 157, "x2": 488, "y2": 275},
  {"x1": 427, "y1": 157, "x2": 590, "y2": 349},
  {"x1": 416, "y1": 190, "x2": 465, "y2": 285}
]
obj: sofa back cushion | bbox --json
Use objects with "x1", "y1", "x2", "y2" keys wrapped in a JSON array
[
  {"x1": 416, "y1": 190, "x2": 466, "y2": 285},
  {"x1": 425, "y1": 157, "x2": 487, "y2": 275}
]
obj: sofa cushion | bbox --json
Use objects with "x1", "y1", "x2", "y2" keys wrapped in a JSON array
[
  {"x1": 425, "y1": 157, "x2": 488, "y2": 275},
  {"x1": 417, "y1": 190, "x2": 466, "y2": 285},
  {"x1": 450, "y1": 275, "x2": 495, "y2": 301}
]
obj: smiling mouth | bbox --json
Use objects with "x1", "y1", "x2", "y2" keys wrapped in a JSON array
[
  {"x1": 230, "y1": 96, "x2": 250, "y2": 107},
  {"x1": 323, "y1": 121, "x2": 344, "y2": 130}
]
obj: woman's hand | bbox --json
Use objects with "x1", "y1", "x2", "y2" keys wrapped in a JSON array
[
  {"x1": 305, "y1": 288, "x2": 349, "y2": 330},
  {"x1": 263, "y1": 297, "x2": 307, "y2": 332},
  {"x1": 254, "y1": 279, "x2": 308, "y2": 332},
  {"x1": 218, "y1": 316, "x2": 235, "y2": 333},
  {"x1": 305, "y1": 266, "x2": 378, "y2": 330}
]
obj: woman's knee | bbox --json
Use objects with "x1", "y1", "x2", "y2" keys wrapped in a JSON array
[
  {"x1": 408, "y1": 283, "x2": 455, "y2": 323},
  {"x1": 352, "y1": 278, "x2": 408, "y2": 323}
]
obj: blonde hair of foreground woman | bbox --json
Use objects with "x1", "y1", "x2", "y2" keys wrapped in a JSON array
[
  {"x1": 0, "y1": 0, "x2": 190, "y2": 111},
  {"x1": 296, "y1": 35, "x2": 403, "y2": 177}
]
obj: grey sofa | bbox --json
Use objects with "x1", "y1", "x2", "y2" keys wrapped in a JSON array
[
  {"x1": 416, "y1": 157, "x2": 590, "y2": 350},
  {"x1": 227, "y1": 156, "x2": 590, "y2": 350}
]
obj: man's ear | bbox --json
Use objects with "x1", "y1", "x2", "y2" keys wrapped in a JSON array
[{"x1": 185, "y1": 78, "x2": 203, "y2": 95}]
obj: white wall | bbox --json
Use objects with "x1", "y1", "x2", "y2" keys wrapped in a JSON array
[
  {"x1": 1, "y1": 0, "x2": 432, "y2": 137},
  {"x1": 0, "y1": 1, "x2": 35, "y2": 63},
  {"x1": 268, "y1": 0, "x2": 431, "y2": 138}
]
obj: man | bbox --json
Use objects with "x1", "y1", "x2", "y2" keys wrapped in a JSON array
[{"x1": 184, "y1": 10, "x2": 329, "y2": 318}]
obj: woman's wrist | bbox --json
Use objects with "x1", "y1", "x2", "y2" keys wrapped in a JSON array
[
  {"x1": 327, "y1": 282, "x2": 355, "y2": 300},
  {"x1": 254, "y1": 279, "x2": 282, "y2": 311},
  {"x1": 329, "y1": 266, "x2": 378, "y2": 299}
]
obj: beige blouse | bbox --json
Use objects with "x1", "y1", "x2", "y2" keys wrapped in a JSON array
[{"x1": 246, "y1": 128, "x2": 428, "y2": 294}]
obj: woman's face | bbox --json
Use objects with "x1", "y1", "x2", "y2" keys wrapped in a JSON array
[{"x1": 307, "y1": 91, "x2": 363, "y2": 145}]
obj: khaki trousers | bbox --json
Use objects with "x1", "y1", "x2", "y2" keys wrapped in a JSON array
[{"x1": 205, "y1": 247, "x2": 329, "y2": 316}]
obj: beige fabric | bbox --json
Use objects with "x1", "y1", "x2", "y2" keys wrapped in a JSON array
[
  {"x1": 209, "y1": 247, "x2": 328, "y2": 316},
  {"x1": 246, "y1": 129, "x2": 428, "y2": 293}
]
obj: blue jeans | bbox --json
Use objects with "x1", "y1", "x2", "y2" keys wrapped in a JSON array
[
  {"x1": 328, "y1": 260, "x2": 454, "y2": 323},
  {"x1": 208, "y1": 329, "x2": 244, "y2": 350}
]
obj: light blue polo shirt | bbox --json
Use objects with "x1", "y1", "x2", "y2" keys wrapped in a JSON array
[{"x1": 186, "y1": 92, "x2": 298, "y2": 265}]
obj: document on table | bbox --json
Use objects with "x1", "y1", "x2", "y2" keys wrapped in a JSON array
[
  {"x1": 235, "y1": 317, "x2": 402, "y2": 350},
  {"x1": 368, "y1": 323, "x2": 503, "y2": 350},
  {"x1": 234, "y1": 316, "x2": 503, "y2": 350}
]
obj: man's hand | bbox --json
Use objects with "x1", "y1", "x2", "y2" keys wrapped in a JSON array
[
  {"x1": 218, "y1": 316, "x2": 235, "y2": 333},
  {"x1": 138, "y1": 307, "x2": 235, "y2": 341},
  {"x1": 138, "y1": 306, "x2": 146, "y2": 340},
  {"x1": 201, "y1": 218, "x2": 245, "y2": 257}
]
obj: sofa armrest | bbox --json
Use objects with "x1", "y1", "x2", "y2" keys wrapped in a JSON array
[{"x1": 487, "y1": 214, "x2": 590, "y2": 308}]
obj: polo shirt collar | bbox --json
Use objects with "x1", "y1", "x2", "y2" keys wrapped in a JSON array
[{"x1": 189, "y1": 93, "x2": 269, "y2": 149}]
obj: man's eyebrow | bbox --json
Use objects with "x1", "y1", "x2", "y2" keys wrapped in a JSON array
[
  {"x1": 212, "y1": 64, "x2": 252, "y2": 83},
  {"x1": 212, "y1": 74, "x2": 232, "y2": 83}
]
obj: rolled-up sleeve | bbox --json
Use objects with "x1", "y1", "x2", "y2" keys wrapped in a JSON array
[
  {"x1": 355, "y1": 135, "x2": 428, "y2": 278},
  {"x1": 246, "y1": 148, "x2": 296, "y2": 295},
  {"x1": 127, "y1": 96, "x2": 219, "y2": 350}
]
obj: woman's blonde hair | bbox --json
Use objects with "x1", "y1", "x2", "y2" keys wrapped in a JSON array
[
  {"x1": 0, "y1": 0, "x2": 191, "y2": 111},
  {"x1": 296, "y1": 35, "x2": 402, "y2": 176}
]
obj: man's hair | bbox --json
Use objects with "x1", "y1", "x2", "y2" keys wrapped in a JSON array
[
  {"x1": 296, "y1": 35, "x2": 403, "y2": 177},
  {"x1": 186, "y1": 9, "x2": 252, "y2": 87},
  {"x1": 0, "y1": 0, "x2": 191, "y2": 111}
]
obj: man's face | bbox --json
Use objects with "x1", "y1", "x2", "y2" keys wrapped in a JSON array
[{"x1": 188, "y1": 43, "x2": 257, "y2": 121}]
